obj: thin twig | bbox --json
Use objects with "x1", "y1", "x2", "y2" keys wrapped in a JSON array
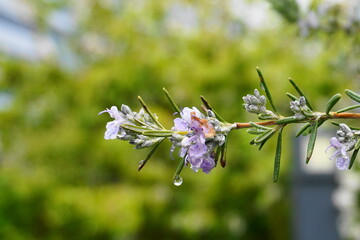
[
  {"x1": 236, "y1": 121, "x2": 276, "y2": 129},
  {"x1": 235, "y1": 112, "x2": 360, "y2": 129}
]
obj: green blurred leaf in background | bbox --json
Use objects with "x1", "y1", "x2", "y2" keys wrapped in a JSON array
[{"x1": 0, "y1": 0, "x2": 358, "y2": 239}]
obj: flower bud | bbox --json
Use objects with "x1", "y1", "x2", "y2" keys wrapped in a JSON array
[
  {"x1": 340, "y1": 123, "x2": 352, "y2": 133},
  {"x1": 299, "y1": 96, "x2": 306, "y2": 107},
  {"x1": 294, "y1": 113, "x2": 305, "y2": 120},
  {"x1": 259, "y1": 96, "x2": 266, "y2": 105},
  {"x1": 254, "y1": 89, "x2": 261, "y2": 98},
  {"x1": 248, "y1": 105, "x2": 260, "y2": 113},
  {"x1": 121, "y1": 104, "x2": 133, "y2": 115},
  {"x1": 207, "y1": 110, "x2": 216, "y2": 118},
  {"x1": 250, "y1": 96, "x2": 260, "y2": 105},
  {"x1": 337, "y1": 130, "x2": 345, "y2": 137},
  {"x1": 243, "y1": 96, "x2": 251, "y2": 104}
]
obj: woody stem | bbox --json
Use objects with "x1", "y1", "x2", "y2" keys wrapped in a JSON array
[{"x1": 235, "y1": 112, "x2": 360, "y2": 129}]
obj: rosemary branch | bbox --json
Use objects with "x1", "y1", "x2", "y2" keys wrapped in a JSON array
[{"x1": 235, "y1": 112, "x2": 360, "y2": 129}]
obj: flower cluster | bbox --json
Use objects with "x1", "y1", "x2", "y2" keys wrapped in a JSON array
[
  {"x1": 99, "y1": 92, "x2": 235, "y2": 185},
  {"x1": 171, "y1": 107, "x2": 234, "y2": 173},
  {"x1": 99, "y1": 104, "x2": 164, "y2": 149},
  {"x1": 327, "y1": 124, "x2": 359, "y2": 170}
]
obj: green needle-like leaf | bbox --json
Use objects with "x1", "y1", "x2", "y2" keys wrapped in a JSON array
[
  {"x1": 250, "y1": 122, "x2": 273, "y2": 131},
  {"x1": 302, "y1": 110, "x2": 315, "y2": 118},
  {"x1": 306, "y1": 120, "x2": 318, "y2": 164},
  {"x1": 286, "y1": 92, "x2": 298, "y2": 101},
  {"x1": 336, "y1": 104, "x2": 360, "y2": 113},
  {"x1": 138, "y1": 96, "x2": 165, "y2": 129},
  {"x1": 297, "y1": 120, "x2": 326, "y2": 137},
  {"x1": 256, "y1": 67, "x2": 278, "y2": 114},
  {"x1": 267, "y1": 0, "x2": 299, "y2": 23},
  {"x1": 289, "y1": 78, "x2": 314, "y2": 111},
  {"x1": 138, "y1": 140, "x2": 164, "y2": 171},
  {"x1": 163, "y1": 88, "x2": 181, "y2": 113},
  {"x1": 247, "y1": 128, "x2": 266, "y2": 135},
  {"x1": 258, "y1": 135, "x2": 272, "y2": 150},
  {"x1": 276, "y1": 116, "x2": 297, "y2": 124},
  {"x1": 349, "y1": 148, "x2": 359, "y2": 169},
  {"x1": 331, "y1": 121, "x2": 340, "y2": 127},
  {"x1": 254, "y1": 129, "x2": 277, "y2": 144},
  {"x1": 326, "y1": 93, "x2": 342, "y2": 114},
  {"x1": 355, "y1": 138, "x2": 360, "y2": 150},
  {"x1": 122, "y1": 124, "x2": 150, "y2": 133},
  {"x1": 220, "y1": 136, "x2": 229, "y2": 168},
  {"x1": 296, "y1": 123, "x2": 311, "y2": 137},
  {"x1": 173, "y1": 158, "x2": 185, "y2": 183},
  {"x1": 142, "y1": 130, "x2": 174, "y2": 137},
  {"x1": 345, "y1": 89, "x2": 360, "y2": 103},
  {"x1": 273, "y1": 126, "x2": 284, "y2": 183}
]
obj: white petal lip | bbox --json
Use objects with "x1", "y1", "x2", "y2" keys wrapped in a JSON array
[
  {"x1": 104, "y1": 121, "x2": 120, "y2": 139},
  {"x1": 180, "y1": 107, "x2": 203, "y2": 123},
  {"x1": 99, "y1": 106, "x2": 126, "y2": 140}
]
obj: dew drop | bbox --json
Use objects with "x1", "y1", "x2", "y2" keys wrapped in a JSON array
[{"x1": 173, "y1": 176, "x2": 183, "y2": 186}]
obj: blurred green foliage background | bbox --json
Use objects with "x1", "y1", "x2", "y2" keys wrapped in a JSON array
[{"x1": 0, "y1": 0, "x2": 358, "y2": 239}]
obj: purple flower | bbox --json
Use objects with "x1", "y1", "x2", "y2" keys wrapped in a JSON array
[
  {"x1": 99, "y1": 106, "x2": 126, "y2": 140},
  {"x1": 327, "y1": 137, "x2": 350, "y2": 170},
  {"x1": 173, "y1": 118, "x2": 188, "y2": 131},
  {"x1": 172, "y1": 107, "x2": 216, "y2": 173},
  {"x1": 181, "y1": 128, "x2": 215, "y2": 173},
  {"x1": 173, "y1": 107, "x2": 216, "y2": 138},
  {"x1": 180, "y1": 107, "x2": 202, "y2": 123}
]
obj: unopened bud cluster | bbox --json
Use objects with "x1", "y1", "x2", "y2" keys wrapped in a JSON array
[
  {"x1": 290, "y1": 96, "x2": 312, "y2": 119},
  {"x1": 243, "y1": 89, "x2": 275, "y2": 117},
  {"x1": 337, "y1": 124, "x2": 356, "y2": 145}
]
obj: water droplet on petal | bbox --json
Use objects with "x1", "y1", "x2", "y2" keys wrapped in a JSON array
[{"x1": 173, "y1": 176, "x2": 183, "y2": 186}]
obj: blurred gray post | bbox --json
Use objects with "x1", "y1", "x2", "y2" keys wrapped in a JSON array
[{"x1": 292, "y1": 130, "x2": 340, "y2": 240}]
